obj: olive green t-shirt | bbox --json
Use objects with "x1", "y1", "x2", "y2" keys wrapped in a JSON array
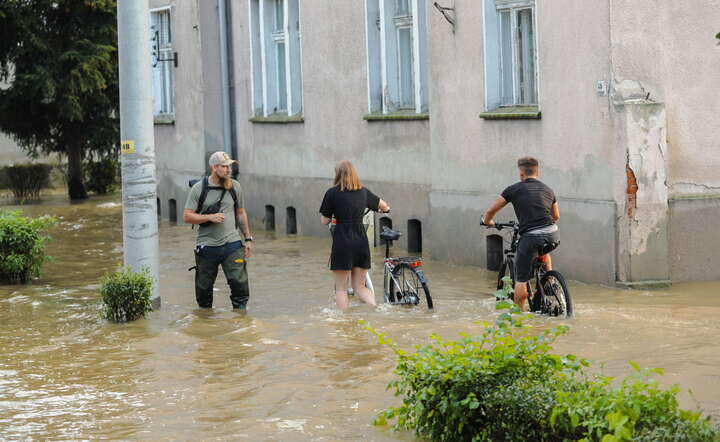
[{"x1": 184, "y1": 179, "x2": 245, "y2": 247}]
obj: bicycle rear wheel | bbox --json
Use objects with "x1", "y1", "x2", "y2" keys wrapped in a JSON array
[
  {"x1": 389, "y1": 263, "x2": 433, "y2": 310},
  {"x1": 496, "y1": 257, "x2": 515, "y2": 301},
  {"x1": 539, "y1": 270, "x2": 573, "y2": 318}
]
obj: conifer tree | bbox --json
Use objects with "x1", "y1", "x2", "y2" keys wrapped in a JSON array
[{"x1": 0, "y1": 0, "x2": 119, "y2": 200}]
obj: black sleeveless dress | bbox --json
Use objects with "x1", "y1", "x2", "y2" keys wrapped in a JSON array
[{"x1": 319, "y1": 186, "x2": 380, "y2": 270}]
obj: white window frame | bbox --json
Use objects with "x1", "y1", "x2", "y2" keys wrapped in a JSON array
[
  {"x1": 483, "y1": 0, "x2": 539, "y2": 110},
  {"x1": 249, "y1": 0, "x2": 303, "y2": 117},
  {"x1": 150, "y1": 7, "x2": 174, "y2": 116},
  {"x1": 365, "y1": 0, "x2": 429, "y2": 114}
]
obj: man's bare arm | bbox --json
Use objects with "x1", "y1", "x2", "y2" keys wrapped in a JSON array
[
  {"x1": 482, "y1": 196, "x2": 508, "y2": 227},
  {"x1": 551, "y1": 202, "x2": 560, "y2": 221},
  {"x1": 183, "y1": 209, "x2": 224, "y2": 225},
  {"x1": 236, "y1": 208, "x2": 251, "y2": 238}
]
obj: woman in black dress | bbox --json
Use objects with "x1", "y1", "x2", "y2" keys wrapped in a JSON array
[{"x1": 320, "y1": 161, "x2": 390, "y2": 309}]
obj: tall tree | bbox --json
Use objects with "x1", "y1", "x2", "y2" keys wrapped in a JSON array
[{"x1": 0, "y1": 0, "x2": 119, "y2": 200}]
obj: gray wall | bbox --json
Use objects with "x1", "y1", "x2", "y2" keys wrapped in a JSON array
[
  {"x1": 152, "y1": 0, "x2": 223, "y2": 222},
  {"x1": 157, "y1": 0, "x2": 720, "y2": 285}
]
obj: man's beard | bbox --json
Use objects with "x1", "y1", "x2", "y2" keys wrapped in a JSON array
[{"x1": 219, "y1": 175, "x2": 232, "y2": 190}]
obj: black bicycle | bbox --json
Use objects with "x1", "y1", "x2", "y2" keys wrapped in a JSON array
[
  {"x1": 379, "y1": 226, "x2": 433, "y2": 310},
  {"x1": 483, "y1": 220, "x2": 572, "y2": 318}
]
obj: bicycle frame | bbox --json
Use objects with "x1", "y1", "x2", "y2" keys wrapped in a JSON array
[
  {"x1": 382, "y1": 238, "x2": 429, "y2": 304},
  {"x1": 491, "y1": 221, "x2": 549, "y2": 302}
]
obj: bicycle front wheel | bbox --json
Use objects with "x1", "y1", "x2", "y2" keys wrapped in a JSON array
[
  {"x1": 390, "y1": 263, "x2": 433, "y2": 310},
  {"x1": 540, "y1": 270, "x2": 573, "y2": 318}
]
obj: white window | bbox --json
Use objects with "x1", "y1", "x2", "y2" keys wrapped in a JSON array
[
  {"x1": 249, "y1": 0, "x2": 303, "y2": 117},
  {"x1": 483, "y1": 0, "x2": 538, "y2": 110},
  {"x1": 150, "y1": 8, "x2": 174, "y2": 116},
  {"x1": 365, "y1": 0, "x2": 429, "y2": 114}
]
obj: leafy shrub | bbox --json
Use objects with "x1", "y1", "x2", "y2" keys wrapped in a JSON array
[
  {"x1": 100, "y1": 267, "x2": 153, "y2": 323},
  {"x1": 84, "y1": 158, "x2": 119, "y2": 195},
  {"x1": 367, "y1": 278, "x2": 720, "y2": 441},
  {"x1": 551, "y1": 366, "x2": 720, "y2": 442},
  {"x1": 0, "y1": 210, "x2": 56, "y2": 283},
  {"x1": 2, "y1": 164, "x2": 53, "y2": 199}
]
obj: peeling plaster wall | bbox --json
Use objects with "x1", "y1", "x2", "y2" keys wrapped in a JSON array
[
  {"x1": 610, "y1": 0, "x2": 720, "y2": 199},
  {"x1": 613, "y1": 101, "x2": 669, "y2": 281},
  {"x1": 609, "y1": 0, "x2": 720, "y2": 281}
]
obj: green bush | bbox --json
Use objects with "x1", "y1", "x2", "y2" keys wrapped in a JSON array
[
  {"x1": 2, "y1": 164, "x2": 53, "y2": 198},
  {"x1": 367, "y1": 279, "x2": 720, "y2": 441},
  {"x1": 0, "y1": 210, "x2": 56, "y2": 283},
  {"x1": 84, "y1": 158, "x2": 119, "y2": 195},
  {"x1": 100, "y1": 267, "x2": 153, "y2": 323}
]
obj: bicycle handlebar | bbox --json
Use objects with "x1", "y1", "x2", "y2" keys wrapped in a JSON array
[{"x1": 480, "y1": 218, "x2": 517, "y2": 230}]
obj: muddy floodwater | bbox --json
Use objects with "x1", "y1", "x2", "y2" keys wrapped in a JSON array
[{"x1": 1, "y1": 195, "x2": 719, "y2": 440}]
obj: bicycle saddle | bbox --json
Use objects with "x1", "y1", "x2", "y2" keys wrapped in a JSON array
[
  {"x1": 539, "y1": 240, "x2": 559, "y2": 255},
  {"x1": 380, "y1": 226, "x2": 402, "y2": 242}
]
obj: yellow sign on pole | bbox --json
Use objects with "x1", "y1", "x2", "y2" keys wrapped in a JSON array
[{"x1": 121, "y1": 140, "x2": 135, "y2": 155}]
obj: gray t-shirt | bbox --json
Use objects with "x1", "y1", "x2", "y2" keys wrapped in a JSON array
[{"x1": 184, "y1": 179, "x2": 245, "y2": 247}]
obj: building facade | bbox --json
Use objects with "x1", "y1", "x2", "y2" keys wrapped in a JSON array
[{"x1": 154, "y1": 0, "x2": 720, "y2": 285}]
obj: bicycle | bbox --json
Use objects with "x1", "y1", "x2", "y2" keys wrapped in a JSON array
[
  {"x1": 482, "y1": 220, "x2": 572, "y2": 318},
  {"x1": 379, "y1": 226, "x2": 433, "y2": 310}
]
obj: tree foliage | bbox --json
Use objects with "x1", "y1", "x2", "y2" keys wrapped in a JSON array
[{"x1": 0, "y1": 0, "x2": 119, "y2": 200}]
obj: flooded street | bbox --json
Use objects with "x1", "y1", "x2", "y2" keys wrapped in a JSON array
[{"x1": 1, "y1": 195, "x2": 719, "y2": 440}]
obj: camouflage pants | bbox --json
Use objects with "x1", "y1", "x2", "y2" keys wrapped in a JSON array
[{"x1": 194, "y1": 241, "x2": 250, "y2": 309}]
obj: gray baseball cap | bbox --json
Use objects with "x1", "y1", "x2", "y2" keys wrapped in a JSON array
[{"x1": 208, "y1": 151, "x2": 237, "y2": 166}]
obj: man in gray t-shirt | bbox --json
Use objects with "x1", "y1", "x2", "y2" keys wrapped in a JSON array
[{"x1": 183, "y1": 151, "x2": 254, "y2": 309}]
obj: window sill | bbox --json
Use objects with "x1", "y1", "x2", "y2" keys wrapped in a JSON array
[
  {"x1": 479, "y1": 106, "x2": 541, "y2": 120},
  {"x1": 364, "y1": 111, "x2": 429, "y2": 121},
  {"x1": 249, "y1": 113, "x2": 304, "y2": 124},
  {"x1": 154, "y1": 114, "x2": 175, "y2": 125}
]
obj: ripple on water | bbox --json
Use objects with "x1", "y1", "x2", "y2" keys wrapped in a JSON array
[
  {"x1": 1, "y1": 294, "x2": 31, "y2": 303},
  {"x1": 96, "y1": 202, "x2": 120, "y2": 209}
]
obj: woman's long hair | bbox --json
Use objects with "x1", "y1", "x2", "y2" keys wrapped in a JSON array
[{"x1": 334, "y1": 160, "x2": 362, "y2": 191}]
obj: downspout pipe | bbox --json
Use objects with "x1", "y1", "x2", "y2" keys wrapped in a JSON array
[{"x1": 218, "y1": 0, "x2": 232, "y2": 157}]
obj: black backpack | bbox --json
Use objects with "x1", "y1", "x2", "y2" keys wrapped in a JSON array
[{"x1": 188, "y1": 176, "x2": 239, "y2": 229}]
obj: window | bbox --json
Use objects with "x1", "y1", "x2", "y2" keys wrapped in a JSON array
[
  {"x1": 249, "y1": 0, "x2": 303, "y2": 117},
  {"x1": 483, "y1": 0, "x2": 538, "y2": 110},
  {"x1": 365, "y1": 0, "x2": 429, "y2": 115},
  {"x1": 150, "y1": 8, "x2": 174, "y2": 116}
]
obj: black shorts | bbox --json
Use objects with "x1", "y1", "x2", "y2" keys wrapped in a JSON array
[{"x1": 514, "y1": 232, "x2": 559, "y2": 283}]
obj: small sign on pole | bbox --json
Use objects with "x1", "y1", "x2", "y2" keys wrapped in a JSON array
[{"x1": 121, "y1": 140, "x2": 135, "y2": 155}]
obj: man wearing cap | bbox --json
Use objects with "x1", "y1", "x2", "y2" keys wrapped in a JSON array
[{"x1": 183, "y1": 151, "x2": 254, "y2": 309}]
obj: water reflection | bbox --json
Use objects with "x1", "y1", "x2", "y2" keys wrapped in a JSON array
[{"x1": 0, "y1": 194, "x2": 719, "y2": 439}]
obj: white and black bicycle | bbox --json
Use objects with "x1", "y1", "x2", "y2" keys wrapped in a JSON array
[{"x1": 378, "y1": 226, "x2": 433, "y2": 310}]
